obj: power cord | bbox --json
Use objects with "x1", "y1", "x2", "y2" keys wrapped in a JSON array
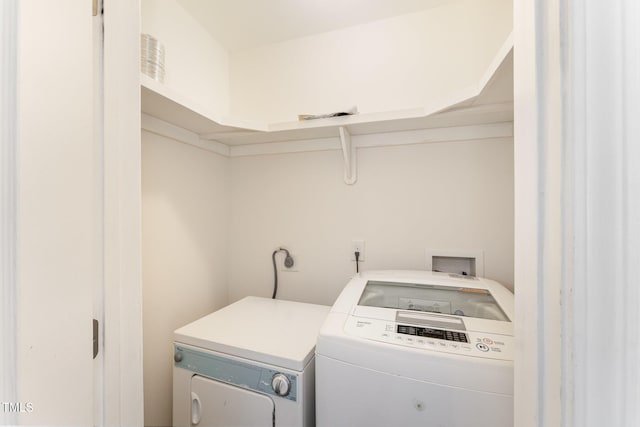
[
  {"x1": 271, "y1": 248, "x2": 294, "y2": 299},
  {"x1": 355, "y1": 251, "x2": 360, "y2": 274}
]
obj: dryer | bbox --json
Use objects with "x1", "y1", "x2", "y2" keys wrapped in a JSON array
[
  {"x1": 173, "y1": 296, "x2": 330, "y2": 427},
  {"x1": 316, "y1": 270, "x2": 514, "y2": 427}
]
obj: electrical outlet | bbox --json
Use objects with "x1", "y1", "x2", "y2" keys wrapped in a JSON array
[{"x1": 351, "y1": 240, "x2": 365, "y2": 261}]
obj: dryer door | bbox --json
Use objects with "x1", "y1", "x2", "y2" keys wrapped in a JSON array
[{"x1": 191, "y1": 375, "x2": 275, "y2": 426}]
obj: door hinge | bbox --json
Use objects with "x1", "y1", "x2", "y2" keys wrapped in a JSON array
[{"x1": 93, "y1": 318, "x2": 99, "y2": 359}]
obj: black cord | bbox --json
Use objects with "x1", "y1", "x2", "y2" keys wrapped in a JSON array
[
  {"x1": 271, "y1": 250, "x2": 279, "y2": 299},
  {"x1": 355, "y1": 251, "x2": 360, "y2": 274},
  {"x1": 272, "y1": 248, "x2": 294, "y2": 299}
]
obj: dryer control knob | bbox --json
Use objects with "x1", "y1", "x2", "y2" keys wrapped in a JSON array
[
  {"x1": 271, "y1": 373, "x2": 290, "y2": 397},
  {"x1": 174, "y1": 351, "x2": 183, "y2": 363}
]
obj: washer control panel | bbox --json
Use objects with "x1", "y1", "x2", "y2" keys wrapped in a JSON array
[
  {"x1": 397, "y1": 324, "x2": 469, "y2": 343},
  {"x1": 344, "y1": 317, "x2": 512, "y2": 361}
]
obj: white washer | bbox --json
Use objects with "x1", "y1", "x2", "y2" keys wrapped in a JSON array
[
  {"x1": 316, "y1": 270, "x2": 514, "y2": 427},
  {"x1": 173, "y1": 296, "x2": 330, "y2": 427}
]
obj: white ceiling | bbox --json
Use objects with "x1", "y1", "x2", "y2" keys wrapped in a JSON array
[{"x1": 176, "y1": 0, "x2": 459, "y2": 52}]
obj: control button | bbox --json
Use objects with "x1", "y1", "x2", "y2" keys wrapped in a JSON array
[
  {"x1": 482, "y1": 337, "x2": 494, "y2": 345},
  {"x1": 476, "y1": 343, "x2": 490, "y2": 352},
  {"x1": 271, "y1": 373, "x2": 291, "y2": 397}
]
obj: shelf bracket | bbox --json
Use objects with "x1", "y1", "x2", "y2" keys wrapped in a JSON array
[{"x1": 339, "y1": 126, "x2": 357, "y2": 185}]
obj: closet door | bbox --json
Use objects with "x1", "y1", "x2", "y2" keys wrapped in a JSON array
[{"x1": 13, "y1": 1, "x2": 97, "y2": 424}]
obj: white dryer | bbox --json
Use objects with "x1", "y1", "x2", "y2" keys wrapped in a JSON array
[
  {"x1": 316, "y1": 270, "x2": 514, "y2": 427},
  {"x1": 173, "y1": 296, "x2": 330, "y2": 427}
]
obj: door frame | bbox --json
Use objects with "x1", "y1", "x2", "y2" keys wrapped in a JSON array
[
  {"x1": 513, "y1": 0, "x2": 564, "y2": 424},
  {"x1": 514, "y1": 0, "x2": 640, "y2": 426},
  {"x1": 101, "y1": 0, "x2": 144, "y2": 425}
]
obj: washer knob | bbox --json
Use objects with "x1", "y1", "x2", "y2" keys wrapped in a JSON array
[
  {"x1": 271, "y1": 373, "x2": 290, "y2": 397},
  {"x1": 174, "y1": 351, "x2": 183, "y2": 363}
]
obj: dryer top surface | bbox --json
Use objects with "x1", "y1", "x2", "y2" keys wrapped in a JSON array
[{"x1": 174, "y1": 296, "x2": 330, "y2": 371}]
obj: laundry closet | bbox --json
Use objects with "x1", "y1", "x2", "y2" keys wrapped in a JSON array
[{"x1": 139, "y1": 0, "x2": 514, "y2": 425}]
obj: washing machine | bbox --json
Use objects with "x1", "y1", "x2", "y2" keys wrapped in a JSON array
[
  {"x1": 316, "y1": 270, "x2": 514, "y2": 427},
  {"x1": 173, "y1": 296, "x2": 330, "y2": 427}
]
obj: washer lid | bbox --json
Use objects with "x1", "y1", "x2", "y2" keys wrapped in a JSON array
[{"x1": 174, "y1": 296, "x2": 330, "y2": 371}]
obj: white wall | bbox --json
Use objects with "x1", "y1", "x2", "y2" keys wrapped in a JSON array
[
  {"x1": 229, "y1": 0, "x2": 513, "y2": 123},
  {"x1": 142, "y1": 131, "x2": 230, "y2": 426},
  {"x1": 228, "y1": 138, "x2": 514, "y2": 306},
  {"x1": 0, "y1": 1, "x2": 18, "y2": 422},
  {"x1": 141, "y1": 0, "x2": 230, "y2": 116}
]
